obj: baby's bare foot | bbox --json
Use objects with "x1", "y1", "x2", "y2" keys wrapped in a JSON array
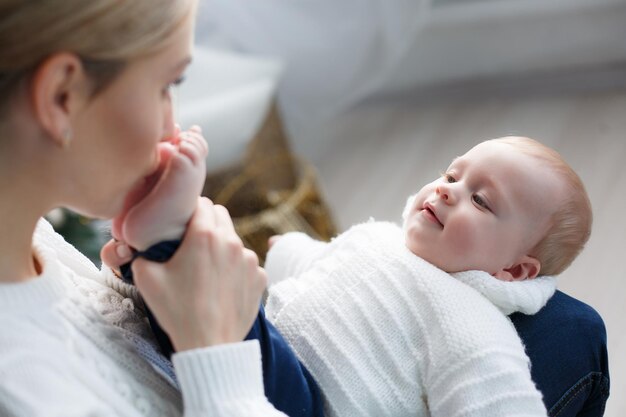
[
  {"x1": 119, "y1": 129, "x2": 208, "y2": 250},
  {"x1": 111, "y1": 144, "x2": 175, "y2": 242}
]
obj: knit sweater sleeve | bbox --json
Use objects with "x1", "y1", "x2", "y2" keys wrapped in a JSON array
[
  {"x1": 0, "y1": 328, "x2": 285, "y2": 417},
  {"x1": 264, "y1": 232, "x2": 330, "y2": 286},
  {"x1": 426, "y1": 350, "x2": 547, "y2": 417},
  {"x1": 424, "y1": 319, "x2": 547, "y2": 417},
  {"x1": 172, "y1": 341, "x2": 288, "y2": 417}
]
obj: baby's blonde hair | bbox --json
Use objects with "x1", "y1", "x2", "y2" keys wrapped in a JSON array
[
  {"x1": 0, "y1": 0, "x2": 193, "y2": 112},
  {"x1": 494, "y1": 136, "x2": 592, "y2": 275}
]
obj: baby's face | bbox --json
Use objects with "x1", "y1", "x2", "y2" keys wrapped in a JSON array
[{"x1": 403, "y1": 140, "x2": 565, "y2": 277}]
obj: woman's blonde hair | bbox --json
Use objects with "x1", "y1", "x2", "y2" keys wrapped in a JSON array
[
  {"x1": 0, "y1": 0, "x2": 193, "y2": 112},
  {"x1": 494, "y1": 136, "x2": 593, "y2": 276}
]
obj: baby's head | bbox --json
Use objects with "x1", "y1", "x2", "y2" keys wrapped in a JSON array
[{"x1": 402, "y1": 136, "x2": 592, "y2": 280}]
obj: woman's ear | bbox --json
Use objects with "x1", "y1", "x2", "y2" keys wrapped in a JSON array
[
  {"x1": 493, "y1": 255, "x2": 541, "y2": 281},
  {"x1": 30, "y1": 53, "x2": 85, "y2": 148}
]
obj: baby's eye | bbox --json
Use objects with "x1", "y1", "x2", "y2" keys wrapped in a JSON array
[
  {"x1": 472, "y1": 194, "x2": 489, "y2": 210},
  {"x1": 442, "y1": 172, "x2": 456, "y2": 183}
]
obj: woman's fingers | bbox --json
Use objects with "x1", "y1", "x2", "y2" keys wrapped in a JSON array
[
  {"x1": 132, "y1": 256, "x2": 166, "y2": 302},
  {"x1": 189, "y1": 197, "x2": 216, "y2": 233},
  {"x1": 100, "y1": 239, "x2": 133, "y2": 270},
  {"x1": 213, "y1": 204, "x2": 232, "y2": 227},
  {"x1": 241, "y1": 249, "x2": 267, "y2": 314},
  {"x1": 213, "y1": 204, "x2": 240, "y2": 242}
]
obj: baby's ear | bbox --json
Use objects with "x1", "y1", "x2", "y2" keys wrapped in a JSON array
[{"x1": 493, "y1": 255, "x2": 541, "y2": 281}]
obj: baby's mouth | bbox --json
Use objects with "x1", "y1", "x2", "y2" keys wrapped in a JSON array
[{"x1": 422, "y1": 204, "x2": 443, "y2": 227}]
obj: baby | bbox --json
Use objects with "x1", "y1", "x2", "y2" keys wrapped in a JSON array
[
  {"x1": 109, "y1": 134, "x2": 592, "y2": 417},
  {"x1": 263, "y1": 136, "x2": 592, "y2": 417}
]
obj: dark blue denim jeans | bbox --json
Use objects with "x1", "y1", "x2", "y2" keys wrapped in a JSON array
[{"x1": 511, "y1": 290, "x2": 610, "y2": 417}]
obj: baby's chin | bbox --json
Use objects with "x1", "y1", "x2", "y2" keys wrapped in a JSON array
[
  {"x1": 404, "y1": 238, "x2": 441, "y2": 269},
  {"x1": 403, "y1": 238, "x2": 468, "y2": 274}
]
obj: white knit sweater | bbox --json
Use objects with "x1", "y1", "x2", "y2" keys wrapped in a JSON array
[
  {"x1": 0, "y1": 219, "x2": 286, "y2": 417},
  {"x1": 265, "y1": 221, "x2": 556, "y2": 417}
]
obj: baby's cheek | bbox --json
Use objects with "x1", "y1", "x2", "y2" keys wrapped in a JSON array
[{"x1": 449, "y1": 222, "x2": 481, "y2": 255}]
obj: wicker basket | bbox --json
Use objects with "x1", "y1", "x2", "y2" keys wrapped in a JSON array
[{"x1": 202, "y1": 104, "x2": 336, "y2": 262}]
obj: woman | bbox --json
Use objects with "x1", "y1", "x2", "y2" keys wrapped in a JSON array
[{"x1": 0, "y1": 0, "x2": 288, "y2": 415}]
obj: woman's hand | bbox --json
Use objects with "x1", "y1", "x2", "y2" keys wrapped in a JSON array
[{"x1": 112, "y1": 197, "x2": 267, "y2": 351}]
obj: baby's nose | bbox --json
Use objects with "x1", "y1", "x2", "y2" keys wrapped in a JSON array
[{"x1": 436, "y1": 185, "x2": 454, "y2": 204}]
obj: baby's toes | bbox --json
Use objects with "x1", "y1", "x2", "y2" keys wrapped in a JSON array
[
  {"x1": 178, "y1": 133, "x2": 208, "y2": 165},
  {"x1": 169, "y1": 145, "x2": 206, "y2": 184},
  {"x1": 183, "y1": 130, "x2": 208, "y2": 155}
]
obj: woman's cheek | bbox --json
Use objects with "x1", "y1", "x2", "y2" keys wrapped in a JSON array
[{"x1": 123, "y1": 112, "x2": 162, "y2": 163}]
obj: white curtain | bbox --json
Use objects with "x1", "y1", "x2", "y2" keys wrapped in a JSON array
[{"x1": 196, "y1": 0, "x2": 430, "y2": 137}]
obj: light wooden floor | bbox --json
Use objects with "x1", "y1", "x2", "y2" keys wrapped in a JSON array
[{"x1": 303, "y1": 81, "x2": 626, "y2": 416}]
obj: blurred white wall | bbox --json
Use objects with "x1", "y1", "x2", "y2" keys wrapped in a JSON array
[{"x1": 196, "y1": 0, "x2": 626, "y2": 158}]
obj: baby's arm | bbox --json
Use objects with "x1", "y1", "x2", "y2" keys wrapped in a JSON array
[
  {"x1": 264, "y1": 232, "x2": 330, "y2": 286},
  {"x1": 426, "y1": 336, "x2": 547, "y2": 417}
]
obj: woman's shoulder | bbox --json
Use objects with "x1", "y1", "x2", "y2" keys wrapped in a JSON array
[
  {"x1": 28, "y1": 220, "x2": 152, "y2": 354},
  {"x1": 0, "y1": 305, "x2": 70, "y2": 362},
  {"x1": 34, "y1": 218, "x2": 142, "y2": 306},
  {"x1": 35, "y1": 218, "x2": 102, "y2": 278},
  {"x1": 0, "y1": 306, "x2": 182, "y2": 416}
]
